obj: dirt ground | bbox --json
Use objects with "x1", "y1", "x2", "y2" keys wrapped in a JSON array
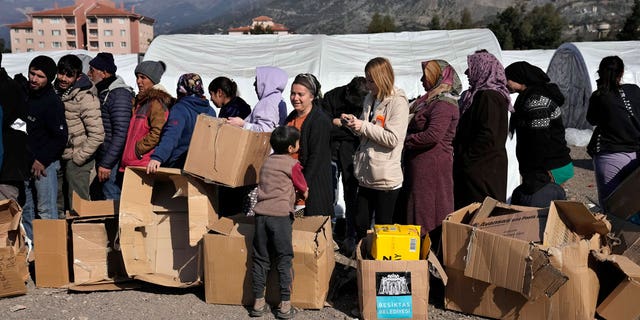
[{"x1": 0, "y1": 146, "x2": 598, "y2": 320}]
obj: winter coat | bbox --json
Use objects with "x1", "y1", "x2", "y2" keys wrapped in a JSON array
[
  {"x1": 151, "y1": 95, "x2": 216, "y2": 168},
  {"x1": 243, "y1": 66, "x2": 288, "y2": 132},
  {"x1": 58, "y1": 73, "x2": 104, "y2": 165},
  {"x1": 95, "y1": 75, "x2": 134, "y2": 170},
  {"x1": 121, "y1": 84, "x2": 173, "y2": 170},
  {"x1": 285, "y1": 105, "x2": 334, "y2": 216},
  {"x1": 353, "y1": 88, "x2": 409, "y2": 190},
  {"x1": 587, "y1": 84, "x2": 640, "y2": 155},
  {"x1": 26, "y1": 84, "x2": 68, "y2": 168},
  {"x1": 219, "y1": 96, "x2": 251, "y2": 119},
  {"x1": 0, "y1": 68, "x2": 29, "y2": 183}
]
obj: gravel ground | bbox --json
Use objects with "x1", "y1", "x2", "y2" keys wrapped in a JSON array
[{"x1": 0, "y1": 146, "x2": 597, "y2": 320}]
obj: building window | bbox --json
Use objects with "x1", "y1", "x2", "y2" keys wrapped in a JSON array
[
  {"x1": 51, "y1": 18, "x2": 61, "y2": 24},
  {"x1": 67, "y1": 41, "x2": 76, "y2": 48},
  {"x1": 35, "y1": 18, "x2": 42, "y2": 24},
  {"x1": 25, "y1": 29, "x2": 32, "y2": 33},
  {"x1": 119, "y1": 18, "x2": 126, "y2": 24},
  {"x1": 104, "y1": 41, "x2": 114, "y2": 48},
  {"x1": 37, "y1": 29, "x2": 44, "y2": 36},
  {"x1": 120, "y1": 41, "x2": 127, "y2": 48},
  {"x1": 104, "y1": 30, "x2": 113, "y2": 36},
  {"x1": 52, "y1": 41, "x2": 62, "y2": 48},
  {"x1": 103, "y1": 18, "x2": 112, "y2": 23},
  {"x1": 66, "y1": 17, "x2": 75, "y2": 24},
  {"x1": 14, "y1": 38, "x2": 19, "y2": 43},
  {"x1": 26, "y1": 38, "x2": 33, "y2": 44},
  {"x1": 52, "y1": 30, "x2": 61, "y2": 36},
  {"x1": 90, "y1": 41, "x2": 99, "y2": 48},
  {"x1": 67, "y1": 29, "x2": 76, "y2": 36},
  {"x1": 88, "y1": 17, "x2": 97, "y2": 24},
  {"x1": 120, "y1": 29, "x2": 126, "y2": 36},
  {"x1": 89, "y1": 29, "x2": 98, "y2": 37},
  {"x1": 38, "y1": 42, "x2": 44, "y2": 48}
]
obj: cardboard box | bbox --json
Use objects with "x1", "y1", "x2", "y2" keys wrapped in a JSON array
[
  {"x1": 477, "y1": 208, "x2": 549, "y2": 242},
  {"x1": 184, "y1": 114, "x2": 272, "y2": 187},
  {"x1": 67, "y1": 191, "x2": 117, "y2": 218},
  {"x1": 119, "y1": 167, "x2": 218, "y2": 287},
  {"x1": 607, "y1": 214, "x2": 640, "y2": 266},
  {"x1": 371, "y1": 224, "x2": 421, "y2": 260},
  {"x1": 0, "y1": 199, "x2": 28, "y2": 298},
  {"x1": 605, "y1": 165, "x2": 640, "y2": 220},
  {"x1": 203, "y1": 215, "x2": 335, "y2": 309},
  {"x1": 594, "y1": 253, "x2": 640, "y2": 320},
  {"x1": 443, "y1": 201, "x2": 609, "y2": 319},
  {"x1": 33, "y1": 219, "x2": 70, "y2": 288},
  {"x1": 357, "y1": 233, "x2": 445, "y2": 320}
]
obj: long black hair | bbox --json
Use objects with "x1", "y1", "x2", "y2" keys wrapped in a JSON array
[
  {"x1": 208, "y1": 76, "x2": 238, "y2": 98},
  {"x1": 596, "y1": 56, "x2": 624, "y2": 94}
]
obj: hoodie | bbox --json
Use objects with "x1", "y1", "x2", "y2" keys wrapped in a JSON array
[
  {"x1": 151, "y1": 95, "x2": 216, "y2": 168},
  {"x1": 95, "y1": 75, "x2": 134, "y2": 170},
  {"x1": 243, "y1": 66, "x2": 288, "y2": 132},
  {"x1": 57, "y1": 73, "x2": 105, "y2": 165}
]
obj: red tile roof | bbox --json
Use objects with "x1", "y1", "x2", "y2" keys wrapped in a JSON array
[
  {"x1": 8, "y1": 21, "x2": 33, "y2": 29},
  {"x1": 253, "y1": 16, "x2": 273, "y2": 22},
  {"x1": 272, "y1": 23, "x2": 289, "y2": 32},
  {"x1": 228, "y1": 26, "x2": 251, "y2": 32},
  {"x1": 31, "y1": 5, "x2": 77, "y2": 16},
  {"x1": 85, "y1": 4, "x2": 155, "y2": 22}
]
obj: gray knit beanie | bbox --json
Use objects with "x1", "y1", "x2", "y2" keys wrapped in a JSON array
[{"x1": 135, "y1": 60, "x2": 166, "y2": 84}]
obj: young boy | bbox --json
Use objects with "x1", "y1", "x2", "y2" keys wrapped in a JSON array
[{"x1": 251, "y1": 126, "x2": 308, "y2": 319}]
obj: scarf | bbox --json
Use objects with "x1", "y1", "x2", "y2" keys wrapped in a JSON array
[
  {"x1": 410, "y1": 59, "x2": 462, "y2": 114},
  {"x1": 459, "y1": 50, "x2": 512, "y2": 115}
]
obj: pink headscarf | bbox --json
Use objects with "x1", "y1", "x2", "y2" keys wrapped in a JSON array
[{"x1": 458, "y1": 50, "x2": 513, "y2": 115}]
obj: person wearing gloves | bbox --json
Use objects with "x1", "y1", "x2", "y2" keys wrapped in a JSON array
[
  {"x1": 226, "y1": 66, "x2": 288, "y2": 132},
  {"x1": 146, "y1": 73, "x2": 216, "y2": 173},
  {"x1": 88, "y1": 52, "x2": 134, "y2": 200},
  {"x1": 120, "y1": 60, "x2": 174, "y2": 171}
]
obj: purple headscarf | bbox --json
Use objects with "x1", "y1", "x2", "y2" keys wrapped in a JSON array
[
  {"x1": 177, "y1": 73, "x2": 205, "y2": 99},
  {"x1": 458, "y1": 50, "x2": 513, "y2": 115}
]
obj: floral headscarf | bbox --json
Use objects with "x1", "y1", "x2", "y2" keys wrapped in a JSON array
[
  {"x1": 410, "y1": 59, "x2": 462, "y2": 114},
  {"x1": 177, "y1": 73, "x2": 205, "y2": 99},
  {"x1": 458, "y1": 50, "x2": 512, "y2": 115}
]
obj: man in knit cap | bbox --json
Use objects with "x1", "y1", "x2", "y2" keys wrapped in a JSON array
[
  {"x1": 54, "y1": 54, "x2": 104, "y2": 217},
  {"x1": 23, "y1": 55, "x2": 68, "y2": 240},
  {"x1": 120, "y1": 60, "x2": 173, "y2": 171},
  {"x1": 88, "y1": 52, "x2": 133, "y2": 200}
]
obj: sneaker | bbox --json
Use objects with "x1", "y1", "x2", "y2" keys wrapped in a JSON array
[
  {"x1": 276, "y1": 301, "x2": 296, "y2": 319},
  {"x1": 249, "y1": 298, "x2": 269, "y2": 317}
]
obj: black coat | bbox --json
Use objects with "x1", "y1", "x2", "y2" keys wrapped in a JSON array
[
  {"x1": 26, "y1": 84, "x2": 68, "y2": 168},
  {"x1": 286, "y1": 105, "x2": 334, "y2": 216},
  {"x1": 95, "y1": 76, "x2": 134, "y2": 169},
  {"x1": 0, "y1": 68, "x2": 29, "y2": 183},
  {"x1": 587, "y1": 84, "x2": 640, "y2": 155}
]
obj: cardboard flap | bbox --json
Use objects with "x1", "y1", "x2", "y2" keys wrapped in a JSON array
[
  {"x1": 0, "y1": 199, "x2": 22, "y2": 235},
  {"x1": 69, "y1": 192, "x2": 117, "y2": 219},
  {"x1": 0, "y1": 247, "x2": 27, "y2": 298},
  {"x1": 543, "y1": 201, "x2": 610, "y2": 247},
  {"x1": 427, "y1": 250, "x2": 448, "y2": 285},
  {"x1": 605, "y1": 165, "x2": 640, "y2": 219},
  {"x1": 469, "y1": 197, "x2": 499, "y2": 226},
  {"x1": 523, "y1": 248, "x2": 568, "y2": 298}
]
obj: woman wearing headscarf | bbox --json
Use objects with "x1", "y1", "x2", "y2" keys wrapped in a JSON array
[
  {"x1": 342, "y1": 57, "x2": 409, "y2": 240},
  {"x1": 285, "y1": 73, "x2": 333, "y2": 216},
  {"x1": 404, "y1": 60, "x2": 461, "y2": 241},
  {"x1": 587, "y1": 56, "x2": 640, "y2": 208},
  {"x1": 146, "y1": 73, "x2": 216, "y2": 173},
  {"x1": 454, "y1": 50, "x2": 511, "y2": 209},
  {"x1": 505, "y1": 61, "x2": 572, "y2": 206}
]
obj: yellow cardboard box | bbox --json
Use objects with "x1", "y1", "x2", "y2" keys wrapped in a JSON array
[{"x1": 371, "y1": 224, "x2": 421, "y2": 260}]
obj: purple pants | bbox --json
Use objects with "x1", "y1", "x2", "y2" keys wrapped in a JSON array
[{"x1": 593, "y1": 151, "x2": 639, "y2": 208}]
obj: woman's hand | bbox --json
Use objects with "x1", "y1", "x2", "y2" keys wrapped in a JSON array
[
  {"x1": 226, "y1": 117, "x2": 244, "y2": 127},
  {"x1": 146, "y1": 159, "x2": 161, "y2": 174},
  {"x1": 341, "y1": 113, "x2": 362, "y2": 132}
]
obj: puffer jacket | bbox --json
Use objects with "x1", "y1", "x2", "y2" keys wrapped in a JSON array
[
  {"x1": 120, "y1": 84, "x2": 173, "y2": 170},
  {"x1": 59, "y1": 73, "x2": 104, "y2": 165},
  {"x1": 95, "y1": 76, "x2": 134, "y2": 170},
  {"x1": 353, "y1": 88, "x2": 409, "y2": 190}
]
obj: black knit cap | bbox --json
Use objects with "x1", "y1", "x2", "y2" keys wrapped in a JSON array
[
  {"x1": 29, "y1": 55, "x2": 57, "y2": 83},
  {"x1": 89, "y1": 52, "x2": 117, "y2": 74}
]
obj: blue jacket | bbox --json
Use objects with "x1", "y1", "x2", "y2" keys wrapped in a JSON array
[
  {"x1": 26, "y1": 84, "x2": 68, "y2": 167},
  {"x1": 151, "y1": 95, "x2": 216, "y2": 168},
  {"x1": 95, "y1": 76, "x2": 134, "y2": 169}
]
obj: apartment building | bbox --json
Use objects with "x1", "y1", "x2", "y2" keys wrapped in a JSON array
[{"x1": 9, "y1": 0, "x2": 154, "y2": 54}]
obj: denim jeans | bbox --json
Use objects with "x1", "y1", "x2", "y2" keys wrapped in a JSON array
[
  {"x1": 90, "y1": 162, "x2": 122, "y2": 201},
  {"x1": 23, "y1": 160, "x2": 61, "y2": 241}
]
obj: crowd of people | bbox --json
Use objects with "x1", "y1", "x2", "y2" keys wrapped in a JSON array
[{"x1": 1, "y1": 49, "x2": 639, "y2": 319}]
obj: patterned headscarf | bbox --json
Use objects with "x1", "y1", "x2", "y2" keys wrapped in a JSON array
[
  {"x1": 411, "y1": 59, "x2": 462, "y2": 114},
  {"x1": 177, "y1": 73, "x2": 205, "y2": 98},
  {"x1": 458, "y1": 50, "x2": 512, "y2": 115}
]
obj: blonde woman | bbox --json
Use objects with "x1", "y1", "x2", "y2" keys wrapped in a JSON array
[{"x1": 342, "y1": 57, "x2": 409, "y2": 240}]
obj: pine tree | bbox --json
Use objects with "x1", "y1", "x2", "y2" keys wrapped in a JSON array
[{"x1": 428, "y1": 16, "x2": 442, "y2": 30}]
